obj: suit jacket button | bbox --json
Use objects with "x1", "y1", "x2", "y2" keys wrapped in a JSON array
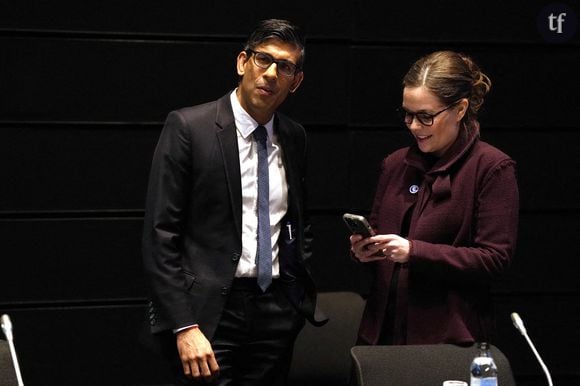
[
  {"x1": 231, "y1": 252, "x2": 240, "y2": 262},
  {"x1": 221, "y1": 286, "x2": 229, "y2": 295}
]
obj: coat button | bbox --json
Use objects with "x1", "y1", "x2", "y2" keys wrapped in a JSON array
[
  {"x1": 231, "y1": 252, "x2": 241, "y2": 262},
  {"x1": 221, "y1": 286, "x2": 229, "y2": 295}
]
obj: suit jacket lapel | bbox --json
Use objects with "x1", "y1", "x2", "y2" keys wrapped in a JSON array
[
  {"x1": 215, "y1": 94, "x2": 243, "y2": 239},
  {"x1": 274, "y1": 116, "x2": 300, "y2": 216}
]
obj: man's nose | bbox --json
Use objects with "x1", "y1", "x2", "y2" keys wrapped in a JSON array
[{"x1": 263, "y1": 62, "x2": 279, "y2": 78}]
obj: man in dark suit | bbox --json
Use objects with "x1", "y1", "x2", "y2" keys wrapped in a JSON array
[{"x1": 142, "y1": 19, "x2": 325, "y2": 385}]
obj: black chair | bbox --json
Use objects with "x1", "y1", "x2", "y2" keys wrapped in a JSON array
[
  {"x1": 288, "y1": 291, "x2": 365, "y2": 386},
  {"x1": 350, "y1": 343, "x2": 516, "y2": 386},
  {"x1": 0, "y1": 338, "x2": 18, "y2": 386}
]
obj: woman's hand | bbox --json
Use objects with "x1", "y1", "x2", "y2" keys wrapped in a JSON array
[{"x1": 350, "y1": 234, "x2": 410, "y2": 263}]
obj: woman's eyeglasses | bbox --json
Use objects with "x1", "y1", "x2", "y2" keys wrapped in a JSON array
[{"x1": 397, "y1": 101, "x2": 460, "y2": 126}]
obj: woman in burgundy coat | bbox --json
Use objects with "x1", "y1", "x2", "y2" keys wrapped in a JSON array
[{"x1": 350, "y1": 51, "x2": 519, "y2": 345}]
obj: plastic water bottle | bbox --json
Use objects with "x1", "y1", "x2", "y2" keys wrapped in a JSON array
[{"x1": 470, "y1": 342, "x2": 498, "y2": 386}]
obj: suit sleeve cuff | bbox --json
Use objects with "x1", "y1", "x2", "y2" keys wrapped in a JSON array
[{"x1": 173, "y1": 324, "x2": 199, "y2": 334}]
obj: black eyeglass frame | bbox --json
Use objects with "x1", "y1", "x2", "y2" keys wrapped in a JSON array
[
  {"x1": 245, "y1": 49, "x2": 302, "y2": 77},
  {"x1": 398, "y1": 100, "x2": 461, "y2": 126}
]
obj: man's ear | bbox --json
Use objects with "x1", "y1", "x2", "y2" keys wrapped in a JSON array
[
  {"x1": 289, "y1": 72, "x2": 304, "y2": 93},
  {"x1": 236, "y1": 51, "x2": 249, "y2": 76}
]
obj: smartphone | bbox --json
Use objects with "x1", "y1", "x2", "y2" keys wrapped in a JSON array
[{"x1": 342, "y1": 213, "x2": 375, "y2": 238}]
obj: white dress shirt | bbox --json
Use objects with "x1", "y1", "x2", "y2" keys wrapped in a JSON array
[{"x1": 230, "y1": 90, "x2": 288, "y2": 279}]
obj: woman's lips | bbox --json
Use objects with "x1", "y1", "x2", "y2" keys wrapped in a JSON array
[{"x1": 415, "y1": 134, "x2": 432, "y2": 142}]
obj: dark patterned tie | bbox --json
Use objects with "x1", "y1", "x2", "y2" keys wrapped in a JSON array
[{"x1": 253, "y1": 125, "x2": 272, "y2": 291}]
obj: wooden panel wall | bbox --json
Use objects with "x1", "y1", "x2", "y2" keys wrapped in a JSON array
[{"x1": 1, "y1": 1, "x2": 579, "y2": 385}]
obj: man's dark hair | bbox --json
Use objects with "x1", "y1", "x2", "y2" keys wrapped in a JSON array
[{"x1": 244, "y1": 19, "x2": 306, "y2": 69}]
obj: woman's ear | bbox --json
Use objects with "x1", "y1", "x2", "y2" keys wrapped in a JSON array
[{"x1": 456, "y1": 98, "x2": 469, "y2": 121}]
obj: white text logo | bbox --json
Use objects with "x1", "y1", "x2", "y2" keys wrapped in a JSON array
[{"x1": 548, "y1": 12, "x2": 567, "y2": 34}]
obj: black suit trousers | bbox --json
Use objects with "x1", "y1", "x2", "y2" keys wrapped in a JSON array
[{"x1": 170, "y1": 279, "x2": 306, "y2": 386}]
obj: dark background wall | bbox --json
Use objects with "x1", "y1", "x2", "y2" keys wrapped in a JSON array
[{"x1": 1, "y1": 1, "x2": 579, "y2": 385}]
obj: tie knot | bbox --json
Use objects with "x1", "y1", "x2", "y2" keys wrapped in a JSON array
[{"x1": 253, "y1": 125, "x2": 268, "y2": 143}]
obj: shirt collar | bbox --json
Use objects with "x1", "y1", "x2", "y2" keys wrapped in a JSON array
[{"x1": 230, "y1": 89, "x2": 274, "y2": 140}]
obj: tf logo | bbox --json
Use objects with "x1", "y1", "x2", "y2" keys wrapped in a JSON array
[{"x1": 537, "y1": 3, "x2": 577, "y2": 43}]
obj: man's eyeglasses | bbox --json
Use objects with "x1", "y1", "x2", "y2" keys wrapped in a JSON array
[
  {"x1": 398, "y1": 101, "x2": 460, "y2": 126},
  {"x1": 246, "y1": 49, "x2": 301, "y2": 77}
]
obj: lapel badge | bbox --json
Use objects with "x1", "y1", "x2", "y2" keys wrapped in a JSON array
[{"x1": 409, "y1": 184, "x2": 420, "y2": 194}]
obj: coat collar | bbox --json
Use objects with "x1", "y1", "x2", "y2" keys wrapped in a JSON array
[
  {"x1": 404, "y1": 128, "x2": 479, "y2": 202},
  {"x1": 404, "y1": 127, "x2": 479, "y2": 175}
]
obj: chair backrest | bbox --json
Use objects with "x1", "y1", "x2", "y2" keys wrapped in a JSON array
[
  {"x1": 350, "y1": 343, "x2": 516, "y2": 386},
  {"x1": 0, "y1": 339, "x2": 19, "y2": 386},
  {"x1": 288, "y1": 291, "x2": 365, "y2": 386}
]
